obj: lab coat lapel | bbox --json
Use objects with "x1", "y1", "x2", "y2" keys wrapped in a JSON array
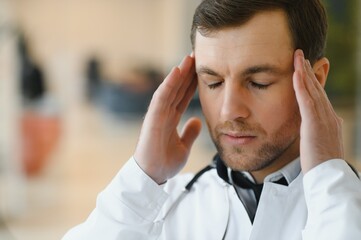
[{"x1": 249, "y1": 175, "x2": 305, "y2": 240}]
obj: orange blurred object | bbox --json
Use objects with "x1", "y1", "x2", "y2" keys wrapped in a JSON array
[{"x1": 20, "y1": 112, "x2": 61, "y2": 176}]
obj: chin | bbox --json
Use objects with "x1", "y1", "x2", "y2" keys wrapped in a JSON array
[{"x1": 217, "y1": 144, "x2": 283, "y2": 172}]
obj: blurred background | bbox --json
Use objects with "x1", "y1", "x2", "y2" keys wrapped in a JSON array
[{"x1": 0, "y1": 0, "x2": 360, "y2": 239}]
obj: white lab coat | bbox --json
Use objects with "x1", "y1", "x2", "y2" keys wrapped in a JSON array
[{"x1": 63, "y1": 158, "x2": 361, "y2": 240}]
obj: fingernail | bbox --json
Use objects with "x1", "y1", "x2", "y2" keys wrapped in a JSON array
[
  {"x1": 295, "y1": 49, "x2": 304, "y2": 62},
  {"x1": 299, "y1": 49, "x2": 304, "y2": 58},
  {"x1": 190, "y1": 51, "x2": 194, "y2": 57}
]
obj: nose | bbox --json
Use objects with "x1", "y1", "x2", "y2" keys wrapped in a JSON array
[{"x1": 220, "y1": 83, "x2": 251, "y2": 122}]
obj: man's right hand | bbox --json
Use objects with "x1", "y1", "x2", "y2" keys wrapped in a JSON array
[{"x1": 134, "y1": 55, "x2": 202, "y2": 184}]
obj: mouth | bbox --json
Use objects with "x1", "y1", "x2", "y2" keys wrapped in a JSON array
[{"x1": 221, "y1": 132, "x2": 257, "y2": 145}]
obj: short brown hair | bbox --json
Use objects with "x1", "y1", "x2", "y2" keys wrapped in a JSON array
[{"x1": 190, "y1": 0, "x2": 328, "y2": 63}]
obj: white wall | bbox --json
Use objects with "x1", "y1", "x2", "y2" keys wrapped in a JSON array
[{"x1": 11, "y1": 0, "x2": 200, "y2": 110}]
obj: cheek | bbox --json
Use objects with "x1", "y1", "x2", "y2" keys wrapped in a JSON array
[
  {"x1": 259, "y1": 91, "x2": 299, "y2": 131},
  {"x1": 199, "y1": 90, "x2": 210, "y2": 117},
  {"x1": 199, "y1": 88, "x2": 218, "y2": 126}
]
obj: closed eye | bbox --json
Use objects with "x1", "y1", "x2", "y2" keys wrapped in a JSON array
[
  {"x1": 250, "y1": 82, "x2": 271, "y2": 90},
  {"x1": 208, "y1": 81, "x2": 223, "y2": 89}
]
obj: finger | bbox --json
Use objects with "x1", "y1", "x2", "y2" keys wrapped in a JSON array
[
  {"x1": 294, "y1": 50, "x2": 321, "y2": 103},
  {"x1": 305, "y1": 60, "x2": 323, "y2": 92},
  {"x1": 154, "y1": 55, "x2": 192, "y2": 106},
  {"x1": 304, "y1": 60, "x2": 331, "y2": 109},
  {"x1": 294, "y1": 50, "x2": 304, "y2": 77},
  {"x1": 293, "y1": 50, "x2": 311, "y2": 110},
  {"x1": 181, "y1": 117, "x2": 202, "y2": 150},
  {"x1": 294, "y1": 50, "x2": 325, "y2": 122},
  {"x1": 293, "y1": 68, "x2": 314, "y2": 122},
  {"x1": 183, "y1": 56, "x2": 196, "y2": 87},
  {"x1": 149, "y1": 67, "x2": 181, "y2": 114},
  {"x1": 298, "y1": 52, "x2": 319, "y2": 104},
  {"x1": 302, "y1": 59, "x2": 329, "y2": 120},
  {"x1": 304, "y1": 59, "x2": 339, "y2": 119},
  {"x1": 293, "y1": 51, "x2": 320, "y2": 125},
  {"x1": 179, "y1": 55, "x2": 194, "y2": 76},
  {"x1": 173, "y1": 55, "x2": 196, "y2": 107},
  {"x1": 173, "y1": 65, "x2": 196, "y2": 109},
  {"x1": 304, "y1": 59, "x2": 323, "y2": 102},
  {"x1": 176, "y1": 76, "x2": 198, "y2": 114}
]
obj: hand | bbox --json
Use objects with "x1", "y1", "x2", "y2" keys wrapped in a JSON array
[
  {"x1": 134, "y1": 55, "x2": 202, "y2": 184},
  {"x1": 293, "y1": 49, "x2": 344, "y2": 173}
]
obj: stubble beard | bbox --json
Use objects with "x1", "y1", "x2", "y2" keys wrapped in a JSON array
[{"x1": 209, "y1": 112, "x2": 301, "y2": 172}]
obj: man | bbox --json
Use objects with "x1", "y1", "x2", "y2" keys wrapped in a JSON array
[{"x1": 63, "y1": 0, "x2": 361, "y2": 239}]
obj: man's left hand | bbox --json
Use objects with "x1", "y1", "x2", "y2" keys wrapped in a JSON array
[{"x1": 293, "y1": 49, "x2": 344, "y2": 173}]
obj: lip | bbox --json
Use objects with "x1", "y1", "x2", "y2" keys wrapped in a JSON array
[{"x1": 221, "y1": 133, "x2": 256, "y2": 145}]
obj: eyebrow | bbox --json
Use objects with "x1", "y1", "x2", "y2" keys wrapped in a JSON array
[
  {"x1": 196, "y1": 64, "x2": 286, "y2": 78},
  {"x1": 196, "y1": 66, "x2": 220, "y2": 77}
]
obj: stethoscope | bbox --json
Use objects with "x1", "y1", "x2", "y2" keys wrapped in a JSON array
[
  {"x1": 160, "y1": 156, "x2": 217, "y2": 221},
  {"x1": 184, "y1": 154, "x2": 360, "y2": 192},
  {"x1": 160, "y1": 154, "x2": 242, "y2": 221},
  {"x1": 160, "y1": 154, "x2": 360, "y2": 221}
]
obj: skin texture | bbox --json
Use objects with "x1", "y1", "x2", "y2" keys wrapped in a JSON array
[
  {"x1": 196, "y1": 10, "x2": 301, "y2": 182},
  {"x1": 134, "y1": 9, "x2": 343, "y2": 184}
]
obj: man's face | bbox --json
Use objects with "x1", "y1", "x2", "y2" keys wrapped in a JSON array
[{"x1": 195, "y1": 10, "x2": 301, "y2": 177}]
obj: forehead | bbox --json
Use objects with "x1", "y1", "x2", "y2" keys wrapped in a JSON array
[{"x1": 194, "y1": 10, "x2": 294, "y2": 71}]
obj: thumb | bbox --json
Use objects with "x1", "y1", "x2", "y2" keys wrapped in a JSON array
[{"x1": 181, "y1": 117, "x2": 202, "y2": 150}]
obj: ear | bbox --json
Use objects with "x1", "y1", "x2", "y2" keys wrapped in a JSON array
[{"x1": 312, "y1": 57, "x2": 330, "y2": 88}]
